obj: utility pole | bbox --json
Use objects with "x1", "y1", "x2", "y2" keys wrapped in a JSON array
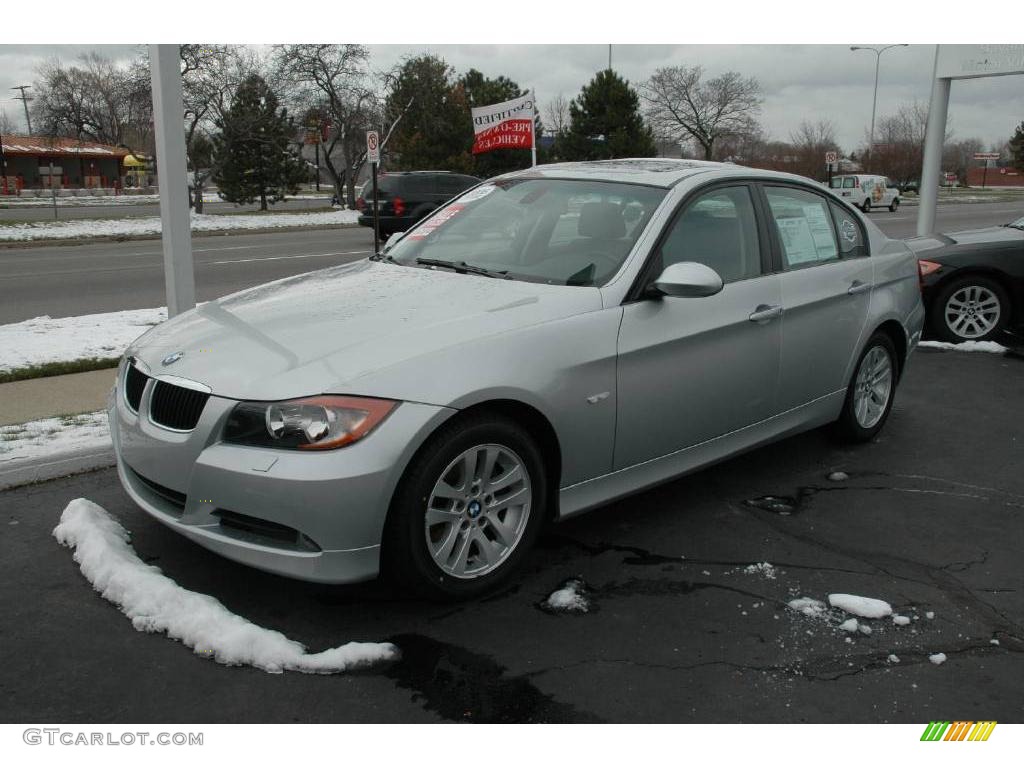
[
  {"x1": 608, "y1": 44, "x2": 612, "y2": 71},
  {"x1": 12, "y1": 85, "x2": 33, "y2": 134}
]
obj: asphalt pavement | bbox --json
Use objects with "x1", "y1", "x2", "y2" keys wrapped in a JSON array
[
  {"x1": 1, "y1": 348, "x2": 1021, "y2": 723},
  {"x1": 0, "y1": 196, "x2": 333, "y2": 222},
  {"x1": 0, "y1": 227, "x2": 375, "y2": 324}
]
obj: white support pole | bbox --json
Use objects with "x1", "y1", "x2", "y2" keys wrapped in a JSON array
[
  {"x1": 149, "y1": 44, "x2": 195, "y2": 317},
  {"x1": 917, "y1": 47, "x2": 951, "y2": 237},
  {"x1": 530, "y1": 88, "x2": 537, "y2": 167}
]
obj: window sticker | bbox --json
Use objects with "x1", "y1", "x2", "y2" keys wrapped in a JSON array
[
  {"x1": 459, "y1": 184, "x2": 496, "y2": 203},
  {"x1": 802, "y1": 204, "x2": 838, "y2": 258},
  {"x1": 840, "y1": 218, "x2": 858, "y2": 244},
  {"x1": 407, "y1": 204, "x2": 464, "y2": 240},
  {"x1": 776, "y1": 216, "x2": 819, "y2": 265}
]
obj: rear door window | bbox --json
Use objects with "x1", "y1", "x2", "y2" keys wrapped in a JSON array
[
  {"x1": 829, "y1": 202, "x2": 868, "y2": 258},
  {"x1": 765, "y1": 186, "x2": 840, "y2": 269}
]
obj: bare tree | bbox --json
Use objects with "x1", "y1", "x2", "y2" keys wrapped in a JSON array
[
  {"x1": 788, "y1": 119, "x2": 840, "y2": 180},
  {"x1": 943, "y1": 137, "x2": 985, "y2": 186},
  {"x1": 866, "y1": 102, "x2": 940, "y2": 184},
  {"x1": 273, "y1": 44, "x2": 378, "y2": 208},
  {"x1": 544, "y1": 93, "x2": 570, "y2": 137},
  {"x1": 0, "y1": 108, "x2": 16, "y2": 134},
  {"x1": 641, "y1": 65, "x2": 762, "y2": 160}
]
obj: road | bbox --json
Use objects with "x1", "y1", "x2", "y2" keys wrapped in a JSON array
[
  {"x1": 1, "y1": 349, "x2": 1021, "y2": 723},
  {"x1": 0, "y1": 199, "x2": 1021, "y2": 324},
  {"x1": 0, "y1": 227, "x2": 374, "y2": 324},
  {"x1": 0, "y1": 196, "x2": 334, "y2": 222}
]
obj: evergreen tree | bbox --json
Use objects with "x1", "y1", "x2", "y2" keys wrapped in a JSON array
[
  {"x1": 213, "y1": 75, "x2": 307, "y2": 210},
  {"x1": 1010, "y1": 121, "x2": 1024, "y2": 173},
  {"x1": 384, "y1": 55, "x2": 474, "y2": 173},
  {"x1": 561, "y1": 69, "x2": 657, "y2": 161}
]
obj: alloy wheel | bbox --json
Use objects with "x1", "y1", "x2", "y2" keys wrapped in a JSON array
[
  {"x1": 424, "y1": 443, "x2": 532, "y2": 579},
  {"x1": 853, "y1": 346, "x2": 893, "y2": 429},
  {"x1": 944, "y1": 285, "x2": 1001, "y2": 340}
]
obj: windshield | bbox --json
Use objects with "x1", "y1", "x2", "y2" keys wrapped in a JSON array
[{"x1": 384, "y1": 178, "x2": 667, "y2": 287}]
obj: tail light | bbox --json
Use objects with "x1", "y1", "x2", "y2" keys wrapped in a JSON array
[
  {"x1": 918, "y1": 260, "x2": 941, "y2": 292},
  {"x1": 392, "y1": 196, "x2": 406, "y2": 216}
]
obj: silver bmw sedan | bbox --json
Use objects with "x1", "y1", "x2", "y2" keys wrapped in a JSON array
[{"x1": 111, "y1": 159, "x2": 925, "y2": 599}]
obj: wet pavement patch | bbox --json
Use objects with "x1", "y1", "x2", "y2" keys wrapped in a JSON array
[{"x1": 381, "y1": 633, "x2": 599, "y2": 723}]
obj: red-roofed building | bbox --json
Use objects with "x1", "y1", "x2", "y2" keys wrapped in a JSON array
[{"x1": 0, "y1": 135, "x2": 133, "y2": 194}]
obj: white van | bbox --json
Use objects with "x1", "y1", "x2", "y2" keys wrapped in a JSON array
[{"x1": 828, "y1": 175, "x2": 900, "y2": 212}]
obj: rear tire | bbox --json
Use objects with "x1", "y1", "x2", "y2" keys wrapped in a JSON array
[
  {"x1": 835, "y1": 332, "x2": 898, "y2": 443},
  {"x1": 889, "y1": 198, "x2": 899, "y2": 212},
  {"x1": 862, "y1": 199, "x2": 871, "y2": 213},
  {"x1": 382, "y1": 412, "x2": 547, "y2": 601},
  {"x1": 931, "y1": 275, "x2": 1010, "y2": 343}
]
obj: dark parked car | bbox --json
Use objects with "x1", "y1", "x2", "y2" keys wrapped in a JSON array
[
  {"x1": 908, "y1": 215, "x2": 1024, "y2": 342},
  {"x1": 356, "y1": 171, "x2": 480, "y2": 237}
]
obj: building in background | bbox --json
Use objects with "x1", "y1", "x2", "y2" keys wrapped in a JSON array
[{"x1": 0, "y1": 135, "x2": 132, "y2": 194}]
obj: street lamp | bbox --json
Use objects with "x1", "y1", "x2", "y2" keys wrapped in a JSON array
[{"x1": 850, "y1": 44, "x2": 908, "y2": 171}]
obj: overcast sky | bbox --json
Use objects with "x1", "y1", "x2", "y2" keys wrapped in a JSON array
[{"x1": 2, "y1": 43, "x2": 1022, "y2": 152}]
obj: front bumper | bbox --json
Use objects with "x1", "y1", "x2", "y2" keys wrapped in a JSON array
[{"x1": 109, "y1": 361, "x2": 454, "y2": 584}]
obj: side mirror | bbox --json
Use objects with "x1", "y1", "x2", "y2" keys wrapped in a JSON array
[{"x1": 651, "y1": 262, "x2": 724, "y2": 298}]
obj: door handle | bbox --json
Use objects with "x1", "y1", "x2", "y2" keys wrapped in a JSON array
[
  {"x1": 748, "y1": 304, "x2": 783, "y2": 323},
  {"x1": 847, "y1": 280, "x2": 871, "y2": 295}
]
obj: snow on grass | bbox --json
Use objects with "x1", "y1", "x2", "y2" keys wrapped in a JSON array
[
  {"x1": 929, "y1": 652, "x2": 947, "y2": 665},
  {"x1": 542, "y1": 579, "x2": 590, "y2": 614},
  {"x1": 0, "y1": 307, "x2": 165, "y2": 373},
  {"x1": 918, "y1": 340, "x2": 1008, "y2": 354},
  {"x1": 0, "y1": 411, "x2": 110, "y2": 463},
  {"x1": 887, "y1": 654, "x2": 900, "y2": 663},
  {"x1": 0, "y1": 209, "x2": 360, "y2": 242},
  {"x1": 787, "y1": 597, "x2": 827, "y2": 617},
  {"x1": 53, "y1": 499, "x2": 398, "y2": 674},
  {"x1": 742, "y1": 562, "x2": 778, "y2": 579},
  {"x1": 827, "y1": 471, "x2": 849, "y2": 482},
  {"x1": 893, "y1": 615, "x2": 911, "y2": 626},
  {"x1": 926, "y1": 611, "x2": 935, "y2": 620},
  {"x1": 828, "y1": 593, "x2": 893, "y2": 619}
]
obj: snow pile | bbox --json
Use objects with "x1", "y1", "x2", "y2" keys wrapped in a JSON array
[
  {"x1": 827, "y1": 471, "x2": 849, "y2": 482},
  {"x1": 887, "y1": 654, "x2": 900, "y2": 663},
  {"x1": 787, "y1": 597, "x2": 827, "y2": 617},
  {"x1": 742, "y1": 562, "x2": 778, "y2": 580},
  {"x1": 0, "y1": 209, "x2": 360, "y2": 242},
  {"x1": 828, "y1": 593, "x2": 892, "y2": 619},
  {"x1": 918, "y1": 340, "x2": 1007, "y2": 355},
  {"x1": 839, "y1": 618, "x2": 859, "y2": 633},
  {"x1": 53, "y1": 499, "x2": 398, "y2": 674},
  {"x1": 893, "y1": 615, "x2": 911, "y2": 626},
  {"x1": 929, "y1": 653, "x2": 947, "y2": 666},
  {"x1": 542, "y1": 579, "x2": 590, "y2": 614},
  {"x1": 0, "y1": 411, "x2": 110, "y2": 462},
  {"x1": 0, "y1": 307, "x2": 166, "y2": 373}
]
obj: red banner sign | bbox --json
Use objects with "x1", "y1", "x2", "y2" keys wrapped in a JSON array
[{"x1": 471, "y1": 92, "x2": 535, "y2": 155}]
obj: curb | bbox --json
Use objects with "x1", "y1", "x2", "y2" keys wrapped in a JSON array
[
  {"x1": 0, "y1": 221, "x2": 361, "y2": 250},
  {"x1": 0, "y1": 446, "x2": 115, "y2": 491}
]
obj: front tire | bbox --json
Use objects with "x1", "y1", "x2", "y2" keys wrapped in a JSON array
[
  {"x1": 931, "y1": 275, "x2": 1009, "y2": 343},
  {"x1": 383, "y1": 412, "x2": 547, "y2": 600},
  {"x1": 835, "y1": 332, "x2": 898, "y2": 443},
  {"x1": 889, "y1": 198, "x2": 899, "y2": 212},
  {"x1": 862, "y1": 198, "x2": 871, "y2": 213}
]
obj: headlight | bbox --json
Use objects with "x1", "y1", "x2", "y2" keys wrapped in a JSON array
[{"x1": 224, "y1": 395, "x2": 397, "y2": 450}]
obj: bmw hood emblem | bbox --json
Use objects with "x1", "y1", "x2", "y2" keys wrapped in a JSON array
[{"x1": 161, "y1": 351, "x2": 185, "y2": 366}]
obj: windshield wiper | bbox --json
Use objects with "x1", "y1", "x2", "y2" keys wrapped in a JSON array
[{"x1": 415, "y1": 258, "x2": 511, "y2": 279}]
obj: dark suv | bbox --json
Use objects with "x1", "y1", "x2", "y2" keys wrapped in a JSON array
[{"x1": 356, "y1": 171, "x2": 480, "y2": 236}]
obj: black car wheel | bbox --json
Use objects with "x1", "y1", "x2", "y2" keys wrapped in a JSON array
[
  {"x1": 931, "y1": 275, "x2": 1010, "y2": 343},
  {"x1": 889, "y1": 198, "x2": 899, "y2": 212},
  {"x1": 383, "y1": 412, "x2": 547, "y2": 601},
  {"x1": 862, "y1": 199, "x2": 871, "y2": 213}
]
